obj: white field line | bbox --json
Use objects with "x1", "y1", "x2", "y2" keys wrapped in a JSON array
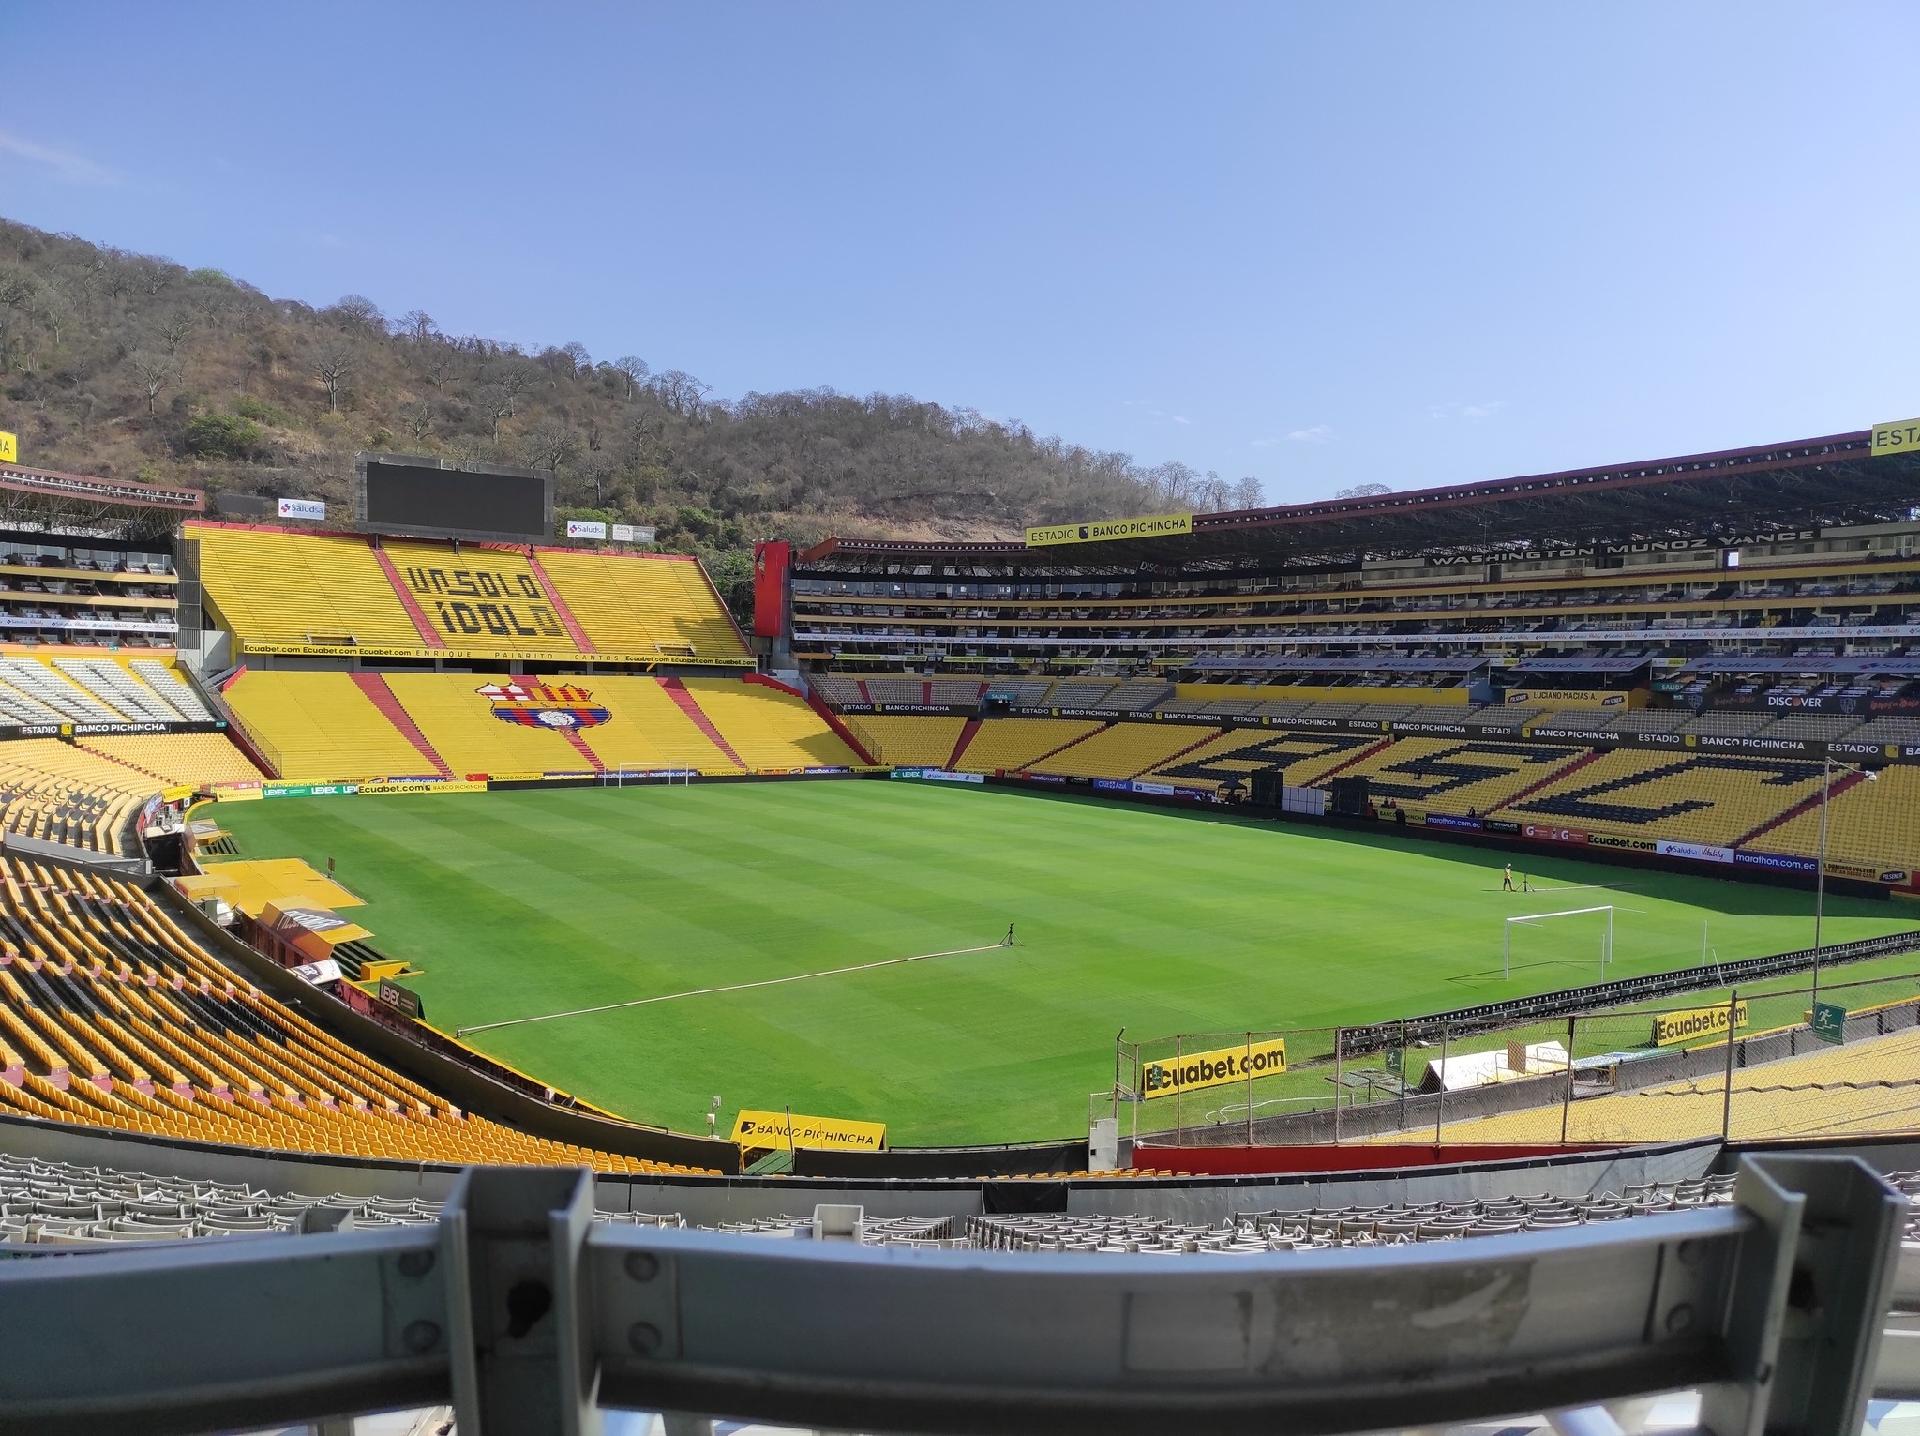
[{"x1": 455, "y1": 940, "x2": 1010, "y2": 1037}]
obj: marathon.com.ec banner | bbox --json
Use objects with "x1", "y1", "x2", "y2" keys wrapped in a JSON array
[
  {"x1": 1025, "y1": 512, "x2": 1193, "y2": 547},
  {"x1": 1140, "y1": 1036, "x2": 1287, "y2": 1098}
]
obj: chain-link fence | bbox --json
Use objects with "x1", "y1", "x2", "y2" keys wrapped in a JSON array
[{"x1": 1117, "y1": 967, "x2": 1920, "y2": 1150}]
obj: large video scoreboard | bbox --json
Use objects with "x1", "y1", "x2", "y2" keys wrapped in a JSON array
[{"x1": 354, "y1": 453, "x2": 552, "y2": 543}]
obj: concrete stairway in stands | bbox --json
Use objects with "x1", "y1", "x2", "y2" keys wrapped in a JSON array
[{"x1": 349, "y1": 673, "x2": 454, "y2": 777}]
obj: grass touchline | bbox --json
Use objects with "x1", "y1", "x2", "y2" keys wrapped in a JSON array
[{"x1": 455, "y1": 938, "x2": 1015, "y2": 1037}]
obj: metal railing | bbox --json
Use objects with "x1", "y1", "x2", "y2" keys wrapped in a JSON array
[{"x1": 0, "y1": 1154, "x2": 1910, "y2": 1435}]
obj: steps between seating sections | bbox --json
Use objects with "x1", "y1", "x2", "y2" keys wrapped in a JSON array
[
  {"x1": 658, "y1": 676, "x2": 748, "y2": 767},
  {"x1": 349, "y1": 673, "x2": 454, "y2": 777},
  {"x1": 945, "y1": 717, "x2": 981, "y2": 770},
  {"x1": 1733, "y1": 768, "x2": 1866, "y2": 848},
  {"x1": 523, "y1": 550, "x2": 596, "y2": 653},
  {"x1": 369, "y1": 543, "x2": 447, "y2": 649}
]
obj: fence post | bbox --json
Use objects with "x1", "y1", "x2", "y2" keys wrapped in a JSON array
[
  {"x1": 1333, "y1": 1027, "x2": 1343, "y2": 1145},
  {"x1": 1397, "y1": 1020, "x2": 1409, "y2": 1135},
  {"x1": 1560, "y1": 1014, "x2": 1576, "y2": 1144},
  {"x1": 1432, "y1": 1023, "x2": 1449, "y2": 1146},
  {"x1": 1720, "y1": 988, "x2": 1739, "y2": 1140},
  {"x1": 1244, "y1": 1032, "x2": 1254, "y2": 1148}
]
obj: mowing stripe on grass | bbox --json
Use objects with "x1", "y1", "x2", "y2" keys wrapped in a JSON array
[{"x1": 454, "y1": 938, "x2": 1014, "y2": 1037}]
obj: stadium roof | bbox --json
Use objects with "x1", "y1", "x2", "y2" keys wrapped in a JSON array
[
  {"x1": 802, "y1": 429, "x2": 1920, "y2": 571},
  {"x1": 0, "y1": 460, "x2": 205, "y2": 543}
]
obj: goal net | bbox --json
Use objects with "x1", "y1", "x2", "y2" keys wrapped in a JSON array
[{"x1": 1503, "y1": 905, "x2": 1615, "y2": 980}]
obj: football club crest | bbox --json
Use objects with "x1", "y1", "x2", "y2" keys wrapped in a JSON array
[{"x1": 478, "y1": 680, "x2": 611, "y2": 730}]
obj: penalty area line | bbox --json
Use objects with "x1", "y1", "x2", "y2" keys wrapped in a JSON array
[{"x1": 454, "y1": 940, "x2": 1014, "y2": 1038}]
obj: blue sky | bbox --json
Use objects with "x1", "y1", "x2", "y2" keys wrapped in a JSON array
[{"x1": 3, "y1": 2, "x2": 1917, "y2": 503}]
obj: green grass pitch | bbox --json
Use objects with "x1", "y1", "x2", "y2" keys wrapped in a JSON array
[{"x1": 211, "y1": 779, "x2": 1920, "y2": 1145}]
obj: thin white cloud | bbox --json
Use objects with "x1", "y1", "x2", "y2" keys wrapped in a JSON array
[
  {"x1": 1429, "y1": 400, "x2": 1507, "y2": 421},
  {"x1": 1125, "y1": 399, "x2": 1193, "y2": 427},
  {"x1": 0, "y1": 129, "x2": 121, "y2": 186},
  {"x1": 1287, "y1": 425, "x2": 1333, "y2": 443}
]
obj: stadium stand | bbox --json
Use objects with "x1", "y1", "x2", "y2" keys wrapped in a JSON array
[
  {"x1": 676, "y1": 679, "x2": 862, "y2": 770},
  {"x1": 536, "y1": 549, "x2": 751, "y2": 662},
  {"x1": 952, "y1": 718, "x2": 1107, "y2": 773},
  {"x1": 1024, "y1": 721, "x2": 1221, "y2": 779},
  {"x1": 191, "y1": 525, "x2": 422, "y2": 650},
  {"x1": 1139, "y1": 728, "x2": 1385, "y2": 793},
  {"x1": 380, "y1": 670, "x2": 583, "y2": 775},
  {"x1": 1750, "y1": 763, "x2": 1920, "y2": 872},
  {"x1": 378, "y1": 538, "x2": 577, "y2": 654},
  {"x1": 223, "y1": 670, "x2": 438, "y2": 780},
  {"x1": 191, "y1": 522, "x2": 751, "y2": 667},
  {"x1": 0, "y1": 856, "x2": 716, "y2": 1175},
  {"x1": 1503, "y1": 752, "x2": 1832, "y2": 848},
  {"x1": 77, "y1": 733, "x2": 264, "y2": 788},
  {"x1": 0, "y1": 739, "x2": 161, "y2": 853},
  {"x1": 1408, "y1": 1027, "x2": 1920, "y2": 1145},
  {"x1": 571, "y1": 674, "x2": 743, "y2": 774},
  {"x1": 843, "y1": 714, "x2": 968, "y2": 767},
  {"x1": 1328, "y1": 738, "x2": 1590, "y2": 813},
  {"x1": 130, "y1": 657, "x2": 215, "y2": 719}
]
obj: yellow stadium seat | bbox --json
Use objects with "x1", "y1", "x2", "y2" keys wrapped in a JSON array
[{"x1": 224, "y1": 671, "x2": 432, "y2": 780}]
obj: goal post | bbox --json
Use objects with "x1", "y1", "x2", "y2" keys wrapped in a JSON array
[{"x1": 1503, "y1": 905, "x2": 1615, "y2": 980}]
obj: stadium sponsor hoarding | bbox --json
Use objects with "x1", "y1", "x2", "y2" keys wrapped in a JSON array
[
  {"x1": 565, "y1": 519, "x2": 608, "y2": 539},
  {"x1": 731, "y1": 1108, "x2": 885, "y2": 1152},
  {"x1": 1024, "y1": 512, "x2": 1193, "y2": 547},
  {"x1": 1870, "y1": 416, "x2": 1920, "y2": 457},
  {"x1": 1733, "y1": 850, "x2": 1819, "y2": 875},
  {"x1": 1423, "y1": 813, "x2": 1483, "y2": 832},
  {"x1": 1141, "y1": 1037, "x2": 1287, "y2": 1098},
  {"x1": 1651, "y1": 1001, "x2": 1749, "y2": 1047},
  {"x1": 610, "y1": 522, "x2": 656, "y2": 544},
  {"x1": 1589, "y1": 834, "x2": 1656, "y2": 852},
  {"x1": 1692, "y1": 733, "x2": 1816, "y2": 756},
  {"x1": 276, "y1": 498, "x2": 326, "y2": 521},
  {"x1": 1130, "y1": 780, "x2": 1177, "y2": 796},
  {"x1": 1657, "y1": 840, "x2": 1734, "y2": 864},
  {"x1": 1823, "y1": 860, "x2": 1910, "y2": 884},
  {"x1": 1505, "y1": 689, "x2": 1629, "y2": 708},
  {"x1": 888, "y1": 767, "x2": 984, "y2": 784},
  {"x1": 1524, "y1": 824, "x2": 1590, "y2": 844},
  {"x1": 0, "y1": 431, "x2": 15, "y2": 462},
  {"x1": 376, "y1": 978, "x2": 425, "y2": 1020},
  {"x1": 263, "y1": 782, "x2": 359, "y2": 798},
  {"x1": 358, "y1": 780, "x2": 489, "y2": 796},
  {"x1": 1392, "y1": 720, "x2": 1470, "y2": 737}
]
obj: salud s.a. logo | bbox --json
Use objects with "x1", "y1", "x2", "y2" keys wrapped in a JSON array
[{"x1": 477, "y1": 680, "x2": 611, "y2": 730}]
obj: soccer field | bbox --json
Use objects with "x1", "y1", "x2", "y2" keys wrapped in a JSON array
[{"x1": 211, "y1": 779, "x2": 1920, "y2": 1145}]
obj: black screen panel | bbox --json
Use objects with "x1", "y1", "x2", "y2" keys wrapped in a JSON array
[{"x1": 362, "y1": 459, "x2": 548, "y2": 541}]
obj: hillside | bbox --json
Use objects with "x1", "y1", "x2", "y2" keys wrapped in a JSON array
[{"x1": 0, "y1": 218, "x2": 1260, "y2": 608}]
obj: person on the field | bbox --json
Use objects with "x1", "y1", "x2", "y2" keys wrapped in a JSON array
[
  {"x1": 1502, "y1": 863, "x2": 1516, "y2": 893},
  {"x1": 1004, "y1": 922, "x2": 1016, "y2": 947}
]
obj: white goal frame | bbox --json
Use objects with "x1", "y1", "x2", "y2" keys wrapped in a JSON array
[{"x1": 1503, "y1": 905, "x2": 1615, "y2": 980}]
